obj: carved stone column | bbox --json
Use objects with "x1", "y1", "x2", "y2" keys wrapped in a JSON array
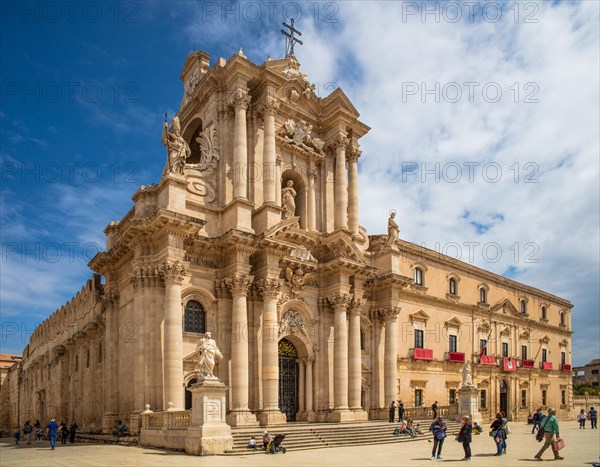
[
  {"x1": 307, "y1": 162, "x2": 317, "y2": 230},
  {"x1": 130, "y1": 268, "x2": 145, "y2": 412},
  {"x1": 333, "y1": 136, "x2": 349, "y2": 230},
  {"x1": 275, "y1": 156, "x2": 282, "y2": 206},
  {"x1": 327, "y1": 293, "x2": 353, "y2": 421},
  {"x1": 347, "y1": 149, "x2": 361, "y2": 234},
  {"x1": 382, "y1": 307, "x2": 400, "y2": 406},
  {"x1": 159, "y1": 261, "x2": 188, "y2": 410},
  {"x1": 298, "y1": 358, "x2": 306, "y2": 414},
  {"x1": 348, "y1": 297, "x2": 363, "y2": 410},
  {"x1": 233, "y1": 89, "x2": 251, "y2": 199},
  {"x1": 225, "y1": 273, "x2": 258, "y2": 426},
  {"x1": 262, "y1": 97, "x2": 279, "y2": 203},
  {"x1": 256, "y1": 278, "x2": 286, "y2": 426},
  {"x1": 305, "y1": 356, "x2": 314, "y2": 416},
  {"x1": 101, "y1": 284, "x2": 120, "y2": 432}
]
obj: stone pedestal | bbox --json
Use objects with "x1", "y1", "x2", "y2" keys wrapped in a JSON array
[
  {"x1": 457, "y1": 386, "x2": 482, "y2": 423},
  {"x1": 252, "y1": 202, "x2": 284, "y2": 232},
  {"x1": 185, "y1": 378, "x2": 234, "y2": 456}
]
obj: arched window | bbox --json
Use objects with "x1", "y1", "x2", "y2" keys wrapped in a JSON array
[
  {"x1": 184, "y1": 300, "x2": 206, "y2": 333},
  {"x1": 541, "y1": 306, "x2": 547, "y2": 320},
  {"x1": 414, "y1": 268, "x2": 424, "y2": 286},
  {"x1": 520, "y1": 300, "x2": 527, "y2": 314},
  {"x1": 479, "y1": 288, "x2": 487, "y2": 304},
  {"x1": 560, "y1": 311, "x2": 566, "y2": 326},
  {"x1": 449, "y1": 278, "x2": 457, "y2": 295}
]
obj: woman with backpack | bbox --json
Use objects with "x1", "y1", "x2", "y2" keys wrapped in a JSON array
[
  {"x1": 490, "y1": 412, "x2": 507, "y2": 456},
  {"x1": 429, "y1": 416, "x2": 447, "y2": 460}
]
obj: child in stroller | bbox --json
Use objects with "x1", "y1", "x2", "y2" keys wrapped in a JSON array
[{"x1": 267, "y1": 433, "x2": 287, "y2": 453}]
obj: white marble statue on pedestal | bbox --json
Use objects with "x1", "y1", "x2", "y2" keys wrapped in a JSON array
[
  {"x1": 462, "y1": 359, "x2": 473, "y2": 387},
  {"x1": 196, "y1": 332, "x2": 223, "y2": 379},
  {"x1": 281, "y1": 180, "x2": 297, "y2": 219}
]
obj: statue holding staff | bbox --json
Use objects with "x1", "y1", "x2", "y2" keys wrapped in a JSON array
[{"x1": 196, "y1": 332, "x2": 223, "y2": 378}]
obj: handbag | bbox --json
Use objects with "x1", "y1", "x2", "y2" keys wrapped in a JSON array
[{"x1": 552, "y1": 439, "x2": 565, "y2": 451}]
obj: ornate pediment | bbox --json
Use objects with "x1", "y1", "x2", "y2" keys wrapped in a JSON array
[
  {"x1": 277, "y1": 118, "x2": 325, "y2": 156},
  {"x1": 409, "y1": 310, "x2": 430, "y2": 323},
  {"x1": 539, "y1": 335, "x2": 550, "y2": 344},
  {"x1": 491, "y1": 298, "x2": 521, "y2": 316},
  {"x1": 444, "y1": 317, "x2": 463, "y2": 328}
]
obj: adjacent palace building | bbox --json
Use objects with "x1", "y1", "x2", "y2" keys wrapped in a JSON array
[{"x1": 0, "y1": 49, "x2": 574, "y2": 434}]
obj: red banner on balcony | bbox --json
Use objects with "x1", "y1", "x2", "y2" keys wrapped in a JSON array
[
  {"x1": 480, "y1": 355, "x2": 496, "y2": 365},
  {"x1": 413, "y1": 348, "x2": 433, "y2": 360},
  {"x1": 503, "y1": 357, "x2": 517, "y2": 372},
  {"x1": 448, "y1": 352, "x2": 465, "y2": 363},
  {"x1": 561, "y1": 364, "x2": 572, "y2": 372},
  {"x1": 542, "y1": 362, "x2": 553, "y2": 370},
  {"x1": 522, "y1": 359, "x2": 534, "y2": 368}
]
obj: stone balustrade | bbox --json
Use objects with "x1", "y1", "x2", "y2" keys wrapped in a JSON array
[{"x1": 142, "y1": 410, "x2": 191, "y2": 430}]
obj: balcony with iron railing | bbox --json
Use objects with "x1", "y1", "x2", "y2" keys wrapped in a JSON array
[
  {"x1": 540, "y1": 361, "x2": 553, "y2": 370},
  {"x1": 522, "y1": 359, "x2": 535, "y2": 369}
]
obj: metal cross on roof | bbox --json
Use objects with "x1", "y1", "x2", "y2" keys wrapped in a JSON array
[{"x1": 281, "y1": 19, "x2": 303, "y2": 58}]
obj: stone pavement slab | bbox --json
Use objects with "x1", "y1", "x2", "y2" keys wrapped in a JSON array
[{"x1": 1, "y1": 422, "x2": 598, "y2": 466}]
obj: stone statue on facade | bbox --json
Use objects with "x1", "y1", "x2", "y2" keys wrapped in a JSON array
[
  {"x1": 462, "y1": 359, "x2": 473, "y2": 387},
  {"x1": 162, "y1": 116, "x2": 190, "y2": 176},
  {"x1": 195, "y1": 332, "x2": 223, "y2": 379},
  {"x1": 385, "y1": 211, "x2": 399, "y2": 246},
  {"x1": 281, "y1": 179, "x2": 297, "y2": 219}
]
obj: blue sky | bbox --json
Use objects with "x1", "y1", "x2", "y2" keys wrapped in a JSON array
[{"x1": 1, "y1": 1, "x2": 598, "y2": 366}]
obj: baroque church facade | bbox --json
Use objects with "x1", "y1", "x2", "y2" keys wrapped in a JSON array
[{"x1": 0, "y1": 49, "x2": 574, "y2": 433}]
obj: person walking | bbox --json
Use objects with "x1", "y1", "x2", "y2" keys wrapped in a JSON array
[
  {"x1": 429, "y1": 416, "x2": 447, "y2": 460},
  {"x1": 398, "y1": 401, "x2": 405, "y2": 422},
  {"x1": 534, "y1": 408, "x2": 564, "y2": 461},
  {"x1": 34, "y1": 420, "x2": 42, "y2": 444},
  {"x1": 69, "y1": 422, "x2": 78, "y2": 443},
  {"x1": 389, "y1": 400, "x2": 396, "y2": 423},
  {"x1": 23, "y1": 421, "x2": 32, "y2": 444},
  {"x1": 490, "y1": 412, "x2": 507, "y2": 456},
  {"x1": 60, "y1": 422, "x2": 69, "y2": 444},
  {"x1": 431, "y1": 401, "x2": 439, "y2": 420},
  {"x1": 47, "y1": 419, "x2": 59, "y2": 450},
  {"x1": 589, "y1": 407, "x2": 598, "y2": 429},
  {"x1": 577, "y1": 409, "x2": 587, "y2": 429},
  {"x1": 532, "y1": 408, "x2": 543, "y2": 434},
  {"x1": 14, "y1": 425, "x2": 21, "y2": 445}
]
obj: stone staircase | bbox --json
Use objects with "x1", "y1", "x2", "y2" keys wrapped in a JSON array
[{"x1": 225, "y1": 419, "x2": 462, "y2": 455}]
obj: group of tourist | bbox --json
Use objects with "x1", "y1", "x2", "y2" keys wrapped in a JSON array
[
  {"x1": 576, "y1": 406, "x2": 598, "y2": 429},
  {"x1": 387, "y1": 400, "x2": 405, "y2": 422},
  {"x1": 14, "y1": 419, "x2": 78, "y2": 449}
]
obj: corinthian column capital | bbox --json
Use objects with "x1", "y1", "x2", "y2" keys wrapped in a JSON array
[
  {"x1": 233, "y1": 88, "x2": 251, "y2": 111},
  {"x1": 258, "y1": 96, "x2": 280, "y2": 116},
  {"x1": 255, "y1": 277, "x2": 282, "y2": 299},
  {"x1": 159, "y1": 261, "x2": 188, "y2": 283},
  {"x1": 348, "y1": 295, "x2": 364, "y2": 315},
  {"x1": 224, "y1": 273, "x2": 253, "y2": 296},
  {"x1": 327, "y1": 292, "x2": 351, "y2": 310},
  {"x1": 376, "y1": 306, "x2": 401, "y2": 322}
]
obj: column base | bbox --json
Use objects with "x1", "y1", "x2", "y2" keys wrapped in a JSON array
[
  {"x1": 223, "y1": 198, "x2": 255, "y2": 234},
  {"x1": 252, "y1": 202, "x2": 284, "y2": 233},
  {"x1": 226, "y1": 410, "x2": 259, "y2": 427},
  {"x1": 102, "y1": 413, "x2": 119, "y2": 434},
  {"x1": 351, "y1": 409, "x2": 369, "y2": 421},
  {"x1": 326, "y1": 408, "x2": 355, "y2": 423},
  {"x1": 258, "y1": 409, "x2": 287, "y2": 426}
]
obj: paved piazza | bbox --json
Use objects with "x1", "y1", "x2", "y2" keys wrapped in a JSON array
[{"x1": 1, "y1": 422, "x2": 598, "y2": 466}]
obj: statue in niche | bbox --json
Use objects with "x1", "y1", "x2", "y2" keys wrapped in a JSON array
[
  {"x1": 385, "y1": 211, "x2": 399, "y2": 246},
  {"x1": 195, "y1": 332, "x2": 223, "y2": 379},
  {"x1": 281, "y1": 179, "x2": 297, "y2": 219},
  {"x1": 462, "y1": 359, "x2": 473, "y2": 388},
  {"x1": 162, "y1": 116, "x2": 190, "y2": 176}
]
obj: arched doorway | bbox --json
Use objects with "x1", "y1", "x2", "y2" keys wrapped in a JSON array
[
  {"x1": 499, "y1": 379, "x2": 508, "y2": 416},
  {"x1": 278, "y1": 338, "x2": 299, "y2": 422},
  {"x1": 185, "y1": 378, "x2": 198, "y2": 410}
]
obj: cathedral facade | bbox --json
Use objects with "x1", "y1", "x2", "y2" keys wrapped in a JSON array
[{"x1": 0, "y1": 50, "x2": 574, "y2": 433}]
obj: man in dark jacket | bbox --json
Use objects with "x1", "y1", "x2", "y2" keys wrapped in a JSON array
[
  {"x1": 457, "y1": 415, "x2": 473, "y2": 461},
  {"x1": 431, "y1": 401, "x2": 439, "y2": 420},
  {"x1": 388, "y1": 401, "x2": 396, "y2": 423},
  {"x1": 532, "y1": 408, "x2": 543, "y2": 433},
  {"x1": 69, "y1": 422, "x2": 78, "y2": 443},
  {"x1": 397, "y1": 401, "x2": 405, "y2": 422}
]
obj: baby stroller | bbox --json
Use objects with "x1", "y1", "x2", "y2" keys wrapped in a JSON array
[{"x1": 269, "y1": 434, "x2": 287, "y2": 454}]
